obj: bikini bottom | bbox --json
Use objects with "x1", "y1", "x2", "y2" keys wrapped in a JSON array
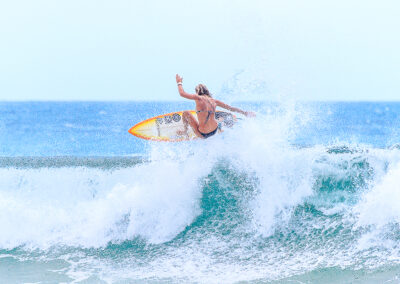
[{"x1": 199, "y1": 123, "x2": 221, "y2": 139}]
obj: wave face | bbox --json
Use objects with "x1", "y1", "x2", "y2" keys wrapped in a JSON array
[{"x1": 2, "y1": 102, "x2": 400, "y2": 283}]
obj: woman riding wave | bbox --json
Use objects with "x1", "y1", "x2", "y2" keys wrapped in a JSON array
[{"x1": 176, "y1": 74, "x2": 255, "y2": 139}]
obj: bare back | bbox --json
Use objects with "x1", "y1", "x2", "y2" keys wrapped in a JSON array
[{"x1": 195, "y1": 96, "x2": 218, "y2": 133}]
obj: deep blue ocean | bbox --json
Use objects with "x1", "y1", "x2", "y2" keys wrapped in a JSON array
[{"x1": 2, "y1": 101, "x2": 400, "y2": 283}]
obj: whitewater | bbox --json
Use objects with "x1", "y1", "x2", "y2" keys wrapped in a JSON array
[{"x1": 1, "y1": 101, "x2": 400, "y2": 283}]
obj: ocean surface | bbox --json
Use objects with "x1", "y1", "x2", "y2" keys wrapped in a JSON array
[{"x1": 1, "y1": 101, "x2": 400, "y2": 283}]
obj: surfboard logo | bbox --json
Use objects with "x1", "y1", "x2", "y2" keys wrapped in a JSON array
[
  {"x1": 172, "y1": 113, "x2": 181, "y2": 122},
  {"x1": 164, "y1": 115, "x2": 173, "y2": 124}
]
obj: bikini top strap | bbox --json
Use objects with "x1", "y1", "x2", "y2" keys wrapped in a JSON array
[
  {"x1": 205, "y1": 111, "x2": 212, "y2": 125},
  {"x1": 197, "y1": 99, "x2": 216, "y2": 124}
]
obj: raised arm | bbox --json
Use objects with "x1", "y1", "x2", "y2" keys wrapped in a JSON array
[
  {"x1": 176, "y1": 74, "x2": 199, "y2": 101},
  {"x1": 215, "y1": 99, "x2": 256, "y2": 117}
]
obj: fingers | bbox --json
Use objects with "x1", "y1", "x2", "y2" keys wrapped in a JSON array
[
  {"x1": 176, "y1": 74, "x2": 183, "y2": 83},
  {"x1": 245, "y1": 111, "x2": 256, "y2": 117}
]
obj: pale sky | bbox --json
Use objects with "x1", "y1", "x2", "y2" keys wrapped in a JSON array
[{"x1": 0, "y1": 0, "x2": 399, "y2": 101}]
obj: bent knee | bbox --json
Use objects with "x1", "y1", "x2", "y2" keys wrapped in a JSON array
[{"x1": 182, "y1": 111, "x2": 193, "y2": 120}]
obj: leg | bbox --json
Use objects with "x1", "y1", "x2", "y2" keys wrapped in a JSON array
[{"x1": 177, "y1": 111, "x2": 203, "y2": 138}]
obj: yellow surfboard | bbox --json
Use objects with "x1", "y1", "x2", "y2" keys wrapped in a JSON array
[{"x1": 128, "y1": 110, "x2": 236, "y2": 142}]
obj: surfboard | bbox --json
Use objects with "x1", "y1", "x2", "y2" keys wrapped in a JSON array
[{"x1": 128, "y1": 110, "x2": 236, "y2": 142}]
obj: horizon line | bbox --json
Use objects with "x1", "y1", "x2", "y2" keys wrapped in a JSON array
[{"x1": 1, "y1": 99, "x2": 400, "y2": 103}]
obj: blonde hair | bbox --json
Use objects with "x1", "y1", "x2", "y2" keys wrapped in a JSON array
[{"x1": 195, "y1": 84, "x2": 212, "y2": 97}]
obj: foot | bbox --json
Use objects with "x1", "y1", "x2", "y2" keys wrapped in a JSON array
[{"x1": 176, "y1": 129, "x2": 189, "y2": 137}]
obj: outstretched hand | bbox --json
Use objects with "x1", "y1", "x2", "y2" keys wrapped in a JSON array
[
  {"x1": 176, "y1": 74, "x2": 183, "y2": 84},
  {"x1": 245, "y1": 111, "x2": 256, "y2": 117}
]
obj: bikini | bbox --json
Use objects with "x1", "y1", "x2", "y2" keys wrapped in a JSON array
[{"x1": 196, "y1": 110, "x2": 220, "y2": 138}]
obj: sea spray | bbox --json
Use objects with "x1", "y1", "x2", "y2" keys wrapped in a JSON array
[{"x1": 2, "y1": 102, "x2": 400, "y2": 282}]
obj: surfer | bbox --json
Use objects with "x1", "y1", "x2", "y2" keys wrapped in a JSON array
[{"x1": 176, "y1": 74, "x2": 255, "y2": 139}]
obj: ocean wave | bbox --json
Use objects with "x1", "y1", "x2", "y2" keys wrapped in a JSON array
[
  {"x1": 0, "y1": 145, "x2": 399, "y2": 249},
  {"x1": 2, "y1": 104, "x2": 400, "y2": 282}
]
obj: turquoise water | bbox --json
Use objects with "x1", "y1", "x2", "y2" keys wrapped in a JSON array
[{"x1": 1, "y1": 102, "x2": 400, "y2": 283}]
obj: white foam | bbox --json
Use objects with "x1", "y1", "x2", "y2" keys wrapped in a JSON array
[
  {"x1": 355, "y1": 160, "x2": 400, "y2": 229},
  {"x1": 206, "y1": 104, "x2": 318, "y2": 236},
  {"x1": 0, "y1": 162, "x2": 204, "y2": 249}
]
